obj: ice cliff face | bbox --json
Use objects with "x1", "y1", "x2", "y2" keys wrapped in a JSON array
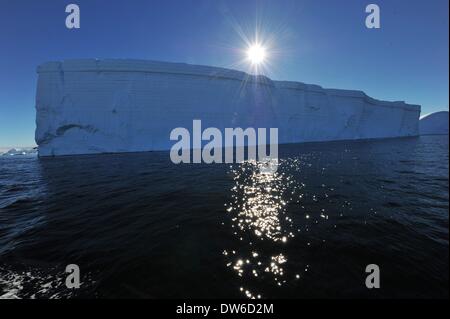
[
  {"x1": 419, "y1": 111, "x2": 449, "y2": 135},
  {"x1": 35, "y1": 59, "x2": 421, "y2": 156}
]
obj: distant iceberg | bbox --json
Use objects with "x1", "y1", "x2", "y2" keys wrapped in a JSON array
[
  {"x1": 35, "y1": 59, "x2": 421, "y2": 156},
  {"x1": 1, "y1": 148, "x2": 37, "y2": 156},
  {"x1": 420, "y1": 111, "x2": 449, "y2": 135}
]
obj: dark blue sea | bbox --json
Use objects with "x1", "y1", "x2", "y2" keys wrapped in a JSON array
[{"x1": 0, "y1": 135, "x2": 448, "y2": 299}]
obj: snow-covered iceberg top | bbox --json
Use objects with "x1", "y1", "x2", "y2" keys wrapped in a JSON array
[{"x1": 37, "y1": 59, "x2": 419, "y2": 112}]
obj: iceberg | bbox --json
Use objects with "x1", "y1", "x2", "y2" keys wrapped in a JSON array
[
  {"x1": 1, "y1": 148, "x2": 37, "y2": 156},
  {"x1": 35, "y1": 59, "x2": 421, "y2": 156},
  {"x1": 419, "y1": 111, "x2": 449, "y2": 135}
]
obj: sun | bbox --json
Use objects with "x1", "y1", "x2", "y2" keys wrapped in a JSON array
[{"x1": 247, "y1": 44, "x2": 267, "y2": 65}]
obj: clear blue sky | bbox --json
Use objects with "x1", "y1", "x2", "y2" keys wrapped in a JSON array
[{"x1": 0, "y1": 0, "x2": 448, "y2": 147}]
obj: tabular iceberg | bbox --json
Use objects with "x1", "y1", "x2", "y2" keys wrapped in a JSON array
[
  {"x1": 419, "y1": 111, "x2": 449, "y2": 135},
  {"x1": 35, "y1": 59, "x2": 421, "y2": 156}
]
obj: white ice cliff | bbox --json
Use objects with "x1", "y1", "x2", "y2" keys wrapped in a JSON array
[
  {"x1": 35, "y1": 59, "x2": 421, "y2": 156},
  {"x1": 419, "y1": 111, "x2": 449, "y2": 135}
]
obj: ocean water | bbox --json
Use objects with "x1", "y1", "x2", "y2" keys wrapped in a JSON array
[{"x1": 0, "y1": 135, "x2": 448, "y2": 299}]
